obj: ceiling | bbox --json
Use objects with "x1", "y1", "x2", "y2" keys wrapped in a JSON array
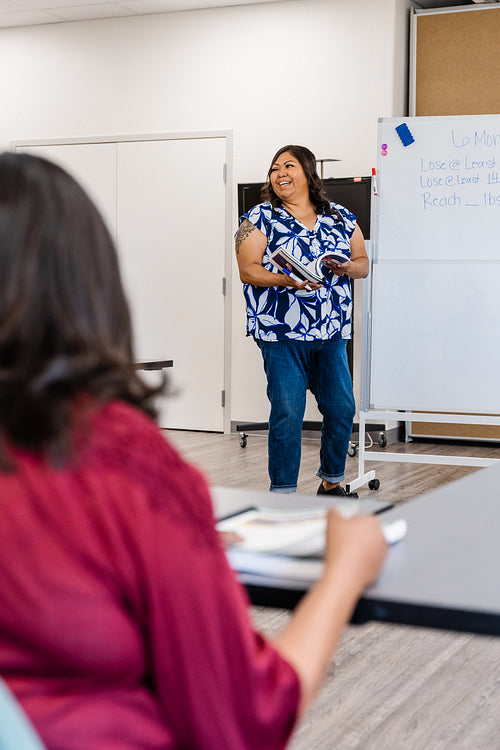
[
  {"x1": 0, "y1": 0, "x2": 496, "y2": 30},
  {"x1": 0, "y1": 0, "x2": 291, "y2": 28}
]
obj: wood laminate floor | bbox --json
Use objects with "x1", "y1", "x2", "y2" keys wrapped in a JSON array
[{"x1": 166, "y1": 428, "x2": 500, "y2": 750}]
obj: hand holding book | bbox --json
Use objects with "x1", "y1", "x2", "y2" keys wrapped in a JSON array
[
  {"x1": 269, "y1": 247, "x2": 350, "y2": 285},
  {"x1": 321, "y1": 253, "x2": 350, "y2": 273}
]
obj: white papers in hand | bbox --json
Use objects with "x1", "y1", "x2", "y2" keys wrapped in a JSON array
[{"x1": 217, "y1": 508, "x2": 327, "y2": 556}]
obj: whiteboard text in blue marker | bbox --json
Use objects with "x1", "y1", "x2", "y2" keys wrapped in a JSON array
[
  {"x1": 422, "y1": 192, "x2": 461, "y2": 209},
  {"x1": 451, "y1": 129, "x2": 500, "y2": 149},
  {"x1": 420, "y1": 157, "x2": 496, "y2": 172}
]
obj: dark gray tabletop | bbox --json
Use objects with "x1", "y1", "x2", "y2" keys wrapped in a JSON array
[
  {"x1": 212, "y1": 485, "x2": 392, "y2": 520},
  {"x1": 356, "y1": 463, "x2": 500, "y2": 635},
  {"x1": 212, "y1": 466, "x2": 500, "y2": 636},
  {"x1": 135, "y1": 360, "x2": 173, "y2": 370}
]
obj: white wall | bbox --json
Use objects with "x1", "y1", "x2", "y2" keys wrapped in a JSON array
[{"x1": 0, "y1": 0, "x2": 412, "y2": 428}]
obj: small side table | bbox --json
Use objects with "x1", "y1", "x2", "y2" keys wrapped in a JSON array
[{"x1": 135, "y1": 360, "x2": 173, "y2": 371}]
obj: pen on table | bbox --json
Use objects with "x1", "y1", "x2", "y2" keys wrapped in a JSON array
[{"x1": 371, "y1": 167, "x2": 378, "y2": 196}]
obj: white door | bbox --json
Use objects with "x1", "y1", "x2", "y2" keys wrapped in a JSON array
[
  {"x1": 16, "y1": 143, "x2": 117, "y2": 239},
  {"x1": 117, "y1": 138, "x2": 227, "y2": 431},
  {"x1": 15, "y1": 136, "x2": 228, "y2": 431}
]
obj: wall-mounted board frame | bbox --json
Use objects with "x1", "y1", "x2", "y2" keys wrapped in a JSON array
[
  {"x1": 409, "y1": 3, "x2": 500, "y2": 443},
  {"x1": 409, "y1": 4, "x2": 500, "y2": 117}
]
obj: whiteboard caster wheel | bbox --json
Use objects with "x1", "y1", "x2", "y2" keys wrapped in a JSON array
[
  {"x1": 368, "y1": 479, "x2": 380, "y2": 491},
  {"x1": 239, "y1": 433, "x2": 247, "y2": 448},
  {"x1": 378, "y1": 432, "x2": 387, "y2": 448},
  {"x1": 348, "y1": 444, "x2": 358, "y2": 458}
]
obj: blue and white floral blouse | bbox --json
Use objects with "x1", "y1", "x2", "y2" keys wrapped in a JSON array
[{"x1": 241, "y1": 201, "x2": 356, "y2": 342}]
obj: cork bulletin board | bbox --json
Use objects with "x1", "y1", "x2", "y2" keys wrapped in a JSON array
[
  {"x1": 408, "y1": 6, "x2": 500, "y2": 441},
  {"x1": 411, "y1": 6, "x2": 500, "y2": 117}
]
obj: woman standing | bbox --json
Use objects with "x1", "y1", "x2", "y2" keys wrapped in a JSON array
[{"x1": 235, "y1": 145, "x2": 368, "y2": 495}]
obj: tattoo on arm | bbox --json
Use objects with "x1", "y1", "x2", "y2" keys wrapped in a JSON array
[{"x1": 235, "y1": 219, "x2": 256, "y2": 254}]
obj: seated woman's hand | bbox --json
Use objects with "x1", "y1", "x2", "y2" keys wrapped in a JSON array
[
  {"x1": 218, "y1": 530, "x2": 244, "y2": 547},
  {"x1": 323, "y1": 510, "x2": 387, "y2": 591}
]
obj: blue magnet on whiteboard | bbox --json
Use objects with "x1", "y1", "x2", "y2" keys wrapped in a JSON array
[{"x1": 395, "y1": 123, "x2": 415, "y2": 147}]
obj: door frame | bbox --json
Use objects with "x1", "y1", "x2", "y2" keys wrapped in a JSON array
[{"x1": 12, "y1": 130, "x2": 233, "y2": 433}]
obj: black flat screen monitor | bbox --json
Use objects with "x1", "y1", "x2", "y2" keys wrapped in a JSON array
[{"x1": 237, "y1": 176, "x2": 371, "y2": 239}]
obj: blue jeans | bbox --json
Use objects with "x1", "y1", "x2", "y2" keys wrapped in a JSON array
[{"x1": 256, "y1": 337, "x2": 355, "y2": 493}]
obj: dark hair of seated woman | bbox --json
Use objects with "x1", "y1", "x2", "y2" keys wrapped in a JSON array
[{"x1": 0, "y1": 152, "x2": 163, "y2": 467}]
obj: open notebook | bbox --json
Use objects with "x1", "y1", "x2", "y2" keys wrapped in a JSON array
[{"x1": 217, "y1": 505, "x2": 406, "y2": 587}]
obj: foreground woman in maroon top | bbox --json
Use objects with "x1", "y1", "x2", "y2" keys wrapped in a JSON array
[{"x1": 0, "y1": 152, "x2": 387, "y2": 750}]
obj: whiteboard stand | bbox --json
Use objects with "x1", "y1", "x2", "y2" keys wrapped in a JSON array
[
  {"x1": 346, "y1": 237, "x2": 380, "y2": 495},
  {"x1": 347, "y1": 115, "x2": 500, "y2": 493},
  {"x1": 348, "y1": 410, "x2": 500, "y2": 495}
]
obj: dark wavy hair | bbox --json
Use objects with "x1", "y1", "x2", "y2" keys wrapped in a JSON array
[
  {"x1": 0, "y1": 151, "x2": 163, "y2": 466},
  {"x1": 261, "y1": 144, "x2": 342, "y2": 221}
]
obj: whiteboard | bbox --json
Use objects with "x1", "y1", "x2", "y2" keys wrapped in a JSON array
[{"x1": 369, "y1": 116, "x2": 500, "y2": 414}]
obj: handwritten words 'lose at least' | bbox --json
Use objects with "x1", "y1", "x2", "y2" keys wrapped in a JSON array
[{"x1": 418, "y1": 143, "x2": 499, "y2": 209}]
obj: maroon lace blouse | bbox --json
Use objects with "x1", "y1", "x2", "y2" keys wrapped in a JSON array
[{"x1": 0, "y1": 401, "x2": 299, "y2": 749}]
